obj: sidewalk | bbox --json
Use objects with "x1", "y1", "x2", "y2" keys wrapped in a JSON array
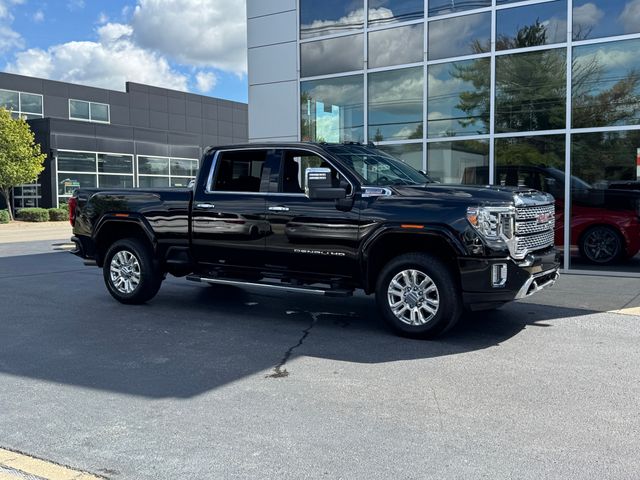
[{"x1": 0, "y1": 221, "x2": 72, "y2": 244}]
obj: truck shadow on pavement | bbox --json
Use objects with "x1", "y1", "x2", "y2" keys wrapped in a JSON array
[{"x1": 0, "y1": 252, "x2": 598, "y2": 399}]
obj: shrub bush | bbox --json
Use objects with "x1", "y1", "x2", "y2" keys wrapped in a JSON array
[
  {"x1": 0, "y1": 209, "x2": 9, "y2": 224},
  {"x1": 48, "y1": 208, "x2": 68, "y2": 221},
  {"x1": 17, "y1": 207, "x2": 49, "y2": 222}
]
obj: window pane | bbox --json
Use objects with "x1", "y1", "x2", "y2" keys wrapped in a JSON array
[
  {"x1": 138, "y1": 156, "x2": 170, "y2": 175},
  {"x1": 494, "y1": 135, "x2": 565, "y2": 200},
  {"x1": 573, "y1": 0, "x2": 640, "y2": 41},
  {"x1": 368, "y1": 67, "x2": 423, "y2": 142},
  {"x1": 369, "y1": 24, "x2": 423, "y2": 69},
  {"x1": 98, "y1": 175, "x2": 134, "y2": 188},
  {"x1": 69, "y1": 100, "x2": 90, "y2": 120},
  {"x1": 214, "y1": 150, "x2": 267, "y2": 192},
  {"x1": 58, "y1": 151, "x2": 96, "y2": 172},
  {"x1": 300, "y1": 34, "x2": 363, "y2": 77},
  {"x1": 376, "y1": 143, "x2": 423, "y2": 171},
  {"x1": 300, "y1": 0, "x2": 364, "y2": 39},
  {"x1": 428, "y1": 0, "x2": 491, "y2": 17},
  {"x1": 0, "y1": 89, "x2": 19, "y2": 111},
  {"x1": 170, "y1": 177, "x2": 194, "y2": 187},
  {"x1": 497, "y1": 1, "x2": 567, "y2": 51},
  {"x1": 301, "y1": 75, "x2": 364, "y2": 143},
  {"x1": 368, "y1": 0, "x2": 423, "y2": 25},
  {"x1": 170, "y1": 158, "x2": 198, "y2": 176},
  {"x1": 97, "y1": 154, "x2": 133, "y2": 174},
  {"x1": 573, "y1": 38, "x2": 640, "y2": 129},
  {"x1": 19, "y1": 93, "x2": 43, "y2": 114},
  {"x1": 90, "y1": 103, "x2": 109, "y2": 122},
  {"x1": 57, "y1": 173, "x2": 96, "y2": 196},
  {"x1": 428, "y1": 140, "x2": 489, "y2": 184},
  {"x1": 139, "y1": 176, "x2": 170, "y2": 188},
  {"x1": 495, "y1": 49, "x2": 566, "y2": 133},
  {"x1": 428, "y1": 58, "x2": 490, "y2": 138},
  {"x1": 428, "y1": 12, "x2": 490, "y2": 60},
  {"x1": 570, "y1": 131, "x2": 640, "y2": 271}
]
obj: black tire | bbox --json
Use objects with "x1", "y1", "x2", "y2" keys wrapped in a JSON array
[
  {"x1": 375, "y1": 253, "x2": 462, "y2": 339},
  {"x1": 579, "y1": 225, "x2": 623, "y2": 265},
  {"x1": 103, "y1": 238, "x2": 162, "y2": 304}
]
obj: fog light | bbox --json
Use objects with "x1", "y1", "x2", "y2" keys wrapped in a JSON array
[{"x1": 492, "y1": 264, "x2": 508, "y2": 288}]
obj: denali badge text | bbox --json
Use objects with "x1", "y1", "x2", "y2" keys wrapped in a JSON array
[{"x1": 294, "y1": 248, "x2": 346, "y2": 257}]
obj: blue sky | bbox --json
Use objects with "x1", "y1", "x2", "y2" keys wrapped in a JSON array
[{"x1": 0, "y1": 0, "x2": 248, "y2": 102}]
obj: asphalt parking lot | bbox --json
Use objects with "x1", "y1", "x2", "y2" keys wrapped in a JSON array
[{"x1": 0, "y1": 241, "x2": 639, "y2": 479}]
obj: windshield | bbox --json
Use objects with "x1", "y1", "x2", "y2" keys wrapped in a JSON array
[{"x1": 324, "y1": 144, "x2": 430, "y2": 186}]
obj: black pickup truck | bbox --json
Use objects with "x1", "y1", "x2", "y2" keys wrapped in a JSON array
[{"x1": 70, "y1": 142, "x2": 559, "y2": 338}]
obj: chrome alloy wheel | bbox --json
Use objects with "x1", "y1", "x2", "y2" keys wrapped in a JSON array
[
  {"x1": 387, "y1": 269, "x2": 440, "y2": 326},
  {"x1": 109, "y1": 250, "x2": 142, "y2": 294}
]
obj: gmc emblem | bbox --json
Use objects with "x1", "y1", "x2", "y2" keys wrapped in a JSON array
[{"x1": 537, "y1": 213, "x2": 551, "y2": 224}]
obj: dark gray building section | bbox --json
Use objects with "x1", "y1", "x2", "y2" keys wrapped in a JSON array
[{"x1": 0, "y1": 72, "x2": 248, "y2": 209}]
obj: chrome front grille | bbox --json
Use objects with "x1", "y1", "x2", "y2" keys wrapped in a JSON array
[{"x1": 511, "y1": 202, "x2": 556, "y2": 259}]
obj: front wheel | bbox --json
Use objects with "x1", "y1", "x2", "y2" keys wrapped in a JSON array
[
  {"x1": 103, "y1": 238, "x2": 162, "y2": 304},
  {"x1": 579, "y1": 225, "x2": 623, "y2": 265},
  {"x1": 375, "y1": 253, "x2": 462, "y2": 339}
]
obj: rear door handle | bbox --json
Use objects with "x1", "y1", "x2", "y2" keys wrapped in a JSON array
[
  {"x1": 196, "y1": 203, "x2": 215, "y2": 209},
  {"x1": 268, "y1": 206, "x2": 290, "y2": 212}
]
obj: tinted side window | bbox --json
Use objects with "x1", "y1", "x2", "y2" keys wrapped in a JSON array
[
  {"x1": 281, "y1": 150, "x2": 349, "y2": 194},
  {"x1": 214, "y1": 150, "x2": 267, "y2": 192}
]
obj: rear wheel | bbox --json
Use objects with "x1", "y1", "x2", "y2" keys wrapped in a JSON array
[
  {"x1": 579, "y1": 225, "x2": 623, "y2": 265},
  {"x1": 103, "y1": 238, "x2": 162, "y2": 304},
  {"x1": 376, "y1": 253, "x2": 461, "y2": 339}
]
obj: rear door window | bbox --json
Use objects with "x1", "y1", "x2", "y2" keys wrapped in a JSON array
[{"x1": 213, "y1": 150, "x2": 268, "y2": 192}]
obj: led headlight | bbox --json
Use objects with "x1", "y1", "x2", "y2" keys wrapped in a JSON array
[{"x1": 467, "y1": 206, "x2": 515, "y2": 241}]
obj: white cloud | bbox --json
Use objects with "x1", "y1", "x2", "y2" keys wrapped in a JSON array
[
  {"x1": 195, "y1": 71, "x2": 217, "y2": 92},
  {"x1": 573, "y1": 3, "x2": 605, "y2": 29},
  {"x1": 131, "y1": 0, "x2": 247, "y2": 75},
  {"x1": 620, "y1": 0, "x2": 640, "y2": 34},
  {"x1": 32, "y1": 9, "x2": 44, "y2": 23},
  {"x1": 67, "y1": 0, "x2": 84, "y2": 11},
  {"x1": 6, "y1": 22, "x2": 189, "y2": 91},
  {"x1": 428, "y1": 12, "x2": 487, "y2": 60},
  {"x1": 0, "y1": 0, "x2": 24, "y2": 53},
  {"x1": 97, "y1": 11, "x2": 109, "y2": 25}
]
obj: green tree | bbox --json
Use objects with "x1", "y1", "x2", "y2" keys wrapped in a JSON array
[{"x1": 0, "y1": 108, "x2": 46, "y2": 221}]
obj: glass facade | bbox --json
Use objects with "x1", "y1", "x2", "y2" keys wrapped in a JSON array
[
  {"x1": 69, "y1": 99, "x2": 110, "y2": 123},
  {"x1": 298, "y1": 0, "x2": 640, "y2": 274}
]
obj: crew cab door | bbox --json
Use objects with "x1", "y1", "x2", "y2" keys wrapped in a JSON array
[
  {"x1": 264, "y1": 149, "x2": 361, "y2": 279},
  {"x1": 192, "y1": 148, "x2": 277, "y2": 268}
]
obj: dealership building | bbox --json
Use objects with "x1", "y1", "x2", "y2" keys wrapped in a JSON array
[
  {"x1": 0, "y1": 72, "x2": 248, "y2": 211},
  {"x1": 247, "y1": 0, "x2": 640, "y2": 275}
]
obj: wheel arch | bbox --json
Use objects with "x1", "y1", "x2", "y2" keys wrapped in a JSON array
[{"x1": 93, "y1": 215, "x2": 157, "y2": 267}]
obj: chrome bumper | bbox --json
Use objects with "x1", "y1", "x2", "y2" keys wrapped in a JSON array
[{"x1": 515, "y1": 268, "x2": 559, "y2": 299}]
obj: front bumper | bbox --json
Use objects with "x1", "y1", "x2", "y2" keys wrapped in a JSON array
[{"x1": 460, "y1": 247, "x2": 559, "y2": 307}]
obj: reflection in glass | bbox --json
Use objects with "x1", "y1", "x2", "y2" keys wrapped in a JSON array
[
  {"x1": 428, "y1": 12, "x2": 490, "y2": 60},
  {"x1": 428, "y1": 0, "x2": 491, "y2": 17},
  {"x1": 495, "y1": 49, "x2": 566, "y2": 133},
  {"x1": 90, "y1": 103, "x2": 109, "y2": 122},
  {"x1": 368, "y1": 0, "x2": 423, "y2": 25},
  {"x1": 171, "y1": 177, "x2": 194, "y2": 187},
  {"x1": 368, "y1": 67, "x2": 423, "y2": 141},
  {"x1": 377, "y1": 143, "x2": 423, "y2": 171},
  {"x1": 69, "y1": 100, "x2": 90, "y2": 120},
  {"x1": 138, "y1": 156, "x2": 170, "y2": 175},
  {"x1": 368, "y1": 24, "x2": 423, "y2": 69},
  {"x1": 570, "y1": 131, "x2": 640, "y2": 270},
  {"x1": 300, "y1": 35, "x2": 363, "y2": 78},
  {"x1": 98, "y1": 175, "x2": 134, "y2": 188},
  {"x1": 428, "y1": 58, "x2": 490, "y2": 138},
  {"x1": 98, "y1": 154, "x2": 133, "y2": 174},
  {"x1": 57, "y1": 173, "x2": 96, "y2": 196},
  {"x1": 0, "y1": 89, "x2": 19, "y2": 111},
  {"x1": 497, "y1": 0, "x2": 567, "y2": 51},
  {"x1": 138, "y1": 176, "x2": 170, "y2": 188},
  {"x1": 171, "y1": 158, "x2": 198, "y2": 176},
  {"x1": 301, "y1": 75, "x2": 364, "y2": 143},
  {"x1": 573, "y1": 0, "x2": 640, "y2": 41},
  {"x1": 58, "y1": 151, "x2": 96, "y2": 172},
  {"x1": 300, "y1": 0, "x2": 364, "y2": 39},
  {"x1": 427, "y1": 140, "x2": 489, "y2": 184},
  {"x1": 19, "y1": 93, "x2": 43, "y2": 114},
  {"x1": 573, "y1": 38, "x2": 640, "y2": 129}
]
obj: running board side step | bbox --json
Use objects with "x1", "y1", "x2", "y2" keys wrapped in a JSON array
[{"x1": 186, "y1": 275, "x2": 353, "y2": 297}]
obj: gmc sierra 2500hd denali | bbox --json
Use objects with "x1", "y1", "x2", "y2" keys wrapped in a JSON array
[{"x1": 70, "y1": 142, "x2": 559, "y2": 338}]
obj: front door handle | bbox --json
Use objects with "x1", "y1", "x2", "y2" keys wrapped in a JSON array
[
  {"x1": 268, "y1": 206, "x2": 290, "y2": 212},
  {"x1": 196, "y1": 203, "x2": 215, "y2": 209}
]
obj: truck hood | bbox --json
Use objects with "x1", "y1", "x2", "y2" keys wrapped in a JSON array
[{"x1": 391, "y1": 183, "x2": 553, "y2": 205}]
